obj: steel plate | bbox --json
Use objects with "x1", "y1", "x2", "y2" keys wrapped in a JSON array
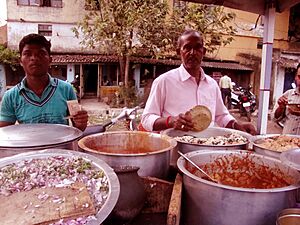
[
  {"x1": 0, "y1": 149, "x2": 120, "y2": 225},
  {"x1": 0, "y1": 124, "x2": 82, "y2": 148},
  {"x1": 280, "y1": 148, "x2": 300, "y2": 170}
]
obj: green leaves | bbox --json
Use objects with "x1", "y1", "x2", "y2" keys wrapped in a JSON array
[
  {"x1": 74, "y1": 1, "x2": 237, "y2": 84},
  {"x1": 0, "y1": 45, "x2": 19, "y2": 70}
]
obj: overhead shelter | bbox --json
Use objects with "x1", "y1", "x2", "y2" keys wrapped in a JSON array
[{"x1": 181, "y1": 0, "x2": 300, "y2": 134}]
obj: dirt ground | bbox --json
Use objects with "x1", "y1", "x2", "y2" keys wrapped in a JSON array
[{"x1": 230, "y1": 110, "x2": 282, "y2": 134}]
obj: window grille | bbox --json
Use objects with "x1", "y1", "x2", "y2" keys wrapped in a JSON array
[{"x1": 38, "y1": 24, "x2": 52, "y2": 36}]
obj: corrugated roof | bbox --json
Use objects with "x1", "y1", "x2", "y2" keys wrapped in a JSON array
[{"x1": 51, "y1": 54, "x2": 253, "y2": 71}]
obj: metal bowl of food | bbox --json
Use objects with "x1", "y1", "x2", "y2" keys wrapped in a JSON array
[
  {"x1": 162, "y1": 127, "x2": 252, "y2": 165},
  {"x1": 253, "y1": 134, "x2": 300, "y2": 158},
  {"x1": 78, "y1": 131, "x2": 177, "y2": 178},
  {"x1": 177, "y1": 150, "x2": 300, "y2": 225},
  {"x1": 0, "y1": 149, "x2": 120, "y2": 225}
]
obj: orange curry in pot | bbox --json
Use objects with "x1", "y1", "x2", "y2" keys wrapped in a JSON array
[{"x1": 186, "y1": 153, "x2": 294, "y2": 189}]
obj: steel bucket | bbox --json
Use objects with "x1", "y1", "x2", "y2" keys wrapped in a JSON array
[
  {"x1": 78, "y1": 131, "x2": 177, "y2": 178},
  {"x1": 177, "y1": 150, "x2": 300, "y2": 225}
]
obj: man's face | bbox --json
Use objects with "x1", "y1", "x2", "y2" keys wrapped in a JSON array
[
  {"x1": 20, "y1": 44, "x2": 52, "y2": 77},
  {"x1": 179, "y1": 33, "x2": 206, "y2": 71},
  {"x1": 295, "y1": 68, "x2": 300, "y2": 88}
]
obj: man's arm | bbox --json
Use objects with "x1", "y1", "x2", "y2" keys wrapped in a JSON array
[
  {"x1": 274, "y1": 95, "x2": 288, "y2": 119},
  {"x1": 0, "y1": 121, "x2": 14, "y2": 127}
]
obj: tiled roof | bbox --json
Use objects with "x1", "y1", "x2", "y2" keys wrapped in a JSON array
[
  {"x1": 52, "y1": 54, "x2": 253, "y2": 71},
  {"x1": 52, "y1": 54, "x2": 119, "y2": 63},
  {"x1": 202, "y1": 61, "x2": 253, "y2": 71}
]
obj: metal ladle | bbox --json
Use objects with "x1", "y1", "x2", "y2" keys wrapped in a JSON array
[{"x1": 178, "y1": 151, "x2": 219, "y2": 183}]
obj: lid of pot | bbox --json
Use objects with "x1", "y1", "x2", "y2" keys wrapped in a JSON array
[
  {"x1": 0, "y1": 124, "x2": 82, "y2": 149},
  {"x1": 280, "y1": 148, "x2": 300, "y2": 170},
  {"x1": 276, "y1": 208, "x2": 300, "y2": 225}
]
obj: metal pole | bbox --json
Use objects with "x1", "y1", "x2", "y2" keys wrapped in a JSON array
[{"x1": 257, "y1": 4, "x2": 276, "y2": 134}]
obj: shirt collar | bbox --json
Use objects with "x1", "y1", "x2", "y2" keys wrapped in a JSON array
[
  {"x1": 179, "y1": 64, "x2": 206, "y2": 82},
  {"x1": 292, "y1": 88, "x2": 300, "y2": 95},
  {"x1": 19, "y1": 74, "x2": 57, "y2": 92}
]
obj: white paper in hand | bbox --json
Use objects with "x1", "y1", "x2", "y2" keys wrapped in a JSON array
[{"x1": 67, "y1": 100, "x2": 81, "y2": 116}]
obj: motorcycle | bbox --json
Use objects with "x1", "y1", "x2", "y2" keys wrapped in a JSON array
[{"x1": 231, "y1": 85, "x2": 256, "y2": 122}]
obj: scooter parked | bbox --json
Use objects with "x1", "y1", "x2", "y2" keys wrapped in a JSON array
[{"x1": 231, "y1": 85, "x2": 256, "y2": 122}]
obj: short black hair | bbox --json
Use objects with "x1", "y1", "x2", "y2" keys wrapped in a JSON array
[
  {"x1": 19, "y1": 33, "x2": 51, "y2": 55},
  {"x1": 297, "y1": 63, "x2": 300, "y2": 71},
  {"x1": 176, "y1": 29, "x2": 203, "y2": 51}
]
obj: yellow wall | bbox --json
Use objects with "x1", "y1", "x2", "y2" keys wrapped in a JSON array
[
  {"x1": 0, "y1": 25, "x2": 7, "y2": 44},
  {"x1": 213, "y1": 8, "x2": 290, "y2": 61}
]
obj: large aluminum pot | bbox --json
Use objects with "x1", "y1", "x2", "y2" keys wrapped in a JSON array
[
  {"x1": 0, "y1": 124, "x2": 82, "y2": 158},
  {"x1": 78, "y1": 131, "x2": 177, "y2": 178},
  {"x1": 163, "y1": 127, "x2": 252, "y2": 166},
  {"x1": 177, "y1": 150, "x2": 300, "y2": 225},
  {"x1": 253, "y1": 134, "x2": 300, "y2": 159},
  {"x1": 0, "y1": 149, "x2": 120, "y2": 225}
]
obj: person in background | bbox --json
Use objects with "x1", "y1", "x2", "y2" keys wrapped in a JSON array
[
  {"x1": 219, "y1": 74, "x2": 233, "y2": 109},
  {"x1": 274, "y1": 63, "x2": 300, "y2": 134},
  {"x1": 141, "y1": 29, "x2": 256, "y2": 135},
  {"x1": 0, "y1": 33, "x2": 88, "y2": 131}
]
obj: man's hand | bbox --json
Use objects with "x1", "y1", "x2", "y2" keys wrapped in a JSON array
[
  {"x1": 172, "y1": 113, "x2": 194, "y2": 131},
  {"x1": 72, "y1": 110, "x2": 88, "y2": 131},
  {"x1": 234, "y1": 122, "x2": 257, "y2": 135},
  {"x1": 277, "y1": 96, "x2": 288, "y2": 109},
  {"x1": 274, "y1": 95, "x2": 288, "y2": 119}
]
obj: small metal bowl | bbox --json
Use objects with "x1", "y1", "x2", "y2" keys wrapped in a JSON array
[{"x1": 253, "y1": 134, "x2": 300, "y2": 159}]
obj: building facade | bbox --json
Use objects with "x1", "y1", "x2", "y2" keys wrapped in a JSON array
[{"x1": 1, "y1": 0, "x2": 299, "y2": 106}]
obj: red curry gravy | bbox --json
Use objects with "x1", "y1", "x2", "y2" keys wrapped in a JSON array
[{"x1": 186, "y1": 153, "x2": 294, "y2": 189}]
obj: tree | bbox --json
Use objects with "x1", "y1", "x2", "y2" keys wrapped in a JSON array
[
  {"x1": 73, "y1": 0, "x2": 170, "y2": 87},
  {"x1": 73, "y1": 1, "x2": 236, "y2": 86},
  {"x1": 167, "y1": 3, "x2": 236, "y2": 53},
  {"x1": 0, "y1": 44, "x2": 19, "y2": 69}
]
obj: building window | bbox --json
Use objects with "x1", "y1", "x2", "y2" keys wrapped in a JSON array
[
  {"x1": 49, "y1": 0, "x2": 62, "y2": 7},
  {"x1": 38, "y1": 24, "x2": 52, "y2": 36},
  {"x1": 17, "y1": 0, "x2": 40, "y2": 6},
  {"x1": 17, "y1": 0, "x2": 62, "y2": 7}
]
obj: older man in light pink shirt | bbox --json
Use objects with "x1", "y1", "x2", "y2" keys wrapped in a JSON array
[
  {"x1": 142, "y1": 65, "x2": 234, "y2": 131},
  {"x1": 141, "y1": 29, "x2": 256, "y2": 135}
]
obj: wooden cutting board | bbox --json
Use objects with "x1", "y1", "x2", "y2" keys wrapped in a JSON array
[{"x1": 0, "y1": 182, "x2": 96, "y2": 225}]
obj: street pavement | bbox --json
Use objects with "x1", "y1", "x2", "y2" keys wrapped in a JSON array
[
  {"x1": 80, "y1": 98, "x2": 283, "y2": 134},
  {"x1": 229, "y1": 109, "x2": 282, "y2": 134}
]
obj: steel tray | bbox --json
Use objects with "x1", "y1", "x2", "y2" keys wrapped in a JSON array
[
  {"x1": 0, "y1": 149, "x2": 120, "y2": 225},
  {"x1": 0, "y1": 124, "x2": 82, "y2": 149}
]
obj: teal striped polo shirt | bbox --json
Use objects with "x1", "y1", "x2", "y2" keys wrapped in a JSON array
[{"x1": 0, "y1": 75, "x2": 77, "y2": 125}]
